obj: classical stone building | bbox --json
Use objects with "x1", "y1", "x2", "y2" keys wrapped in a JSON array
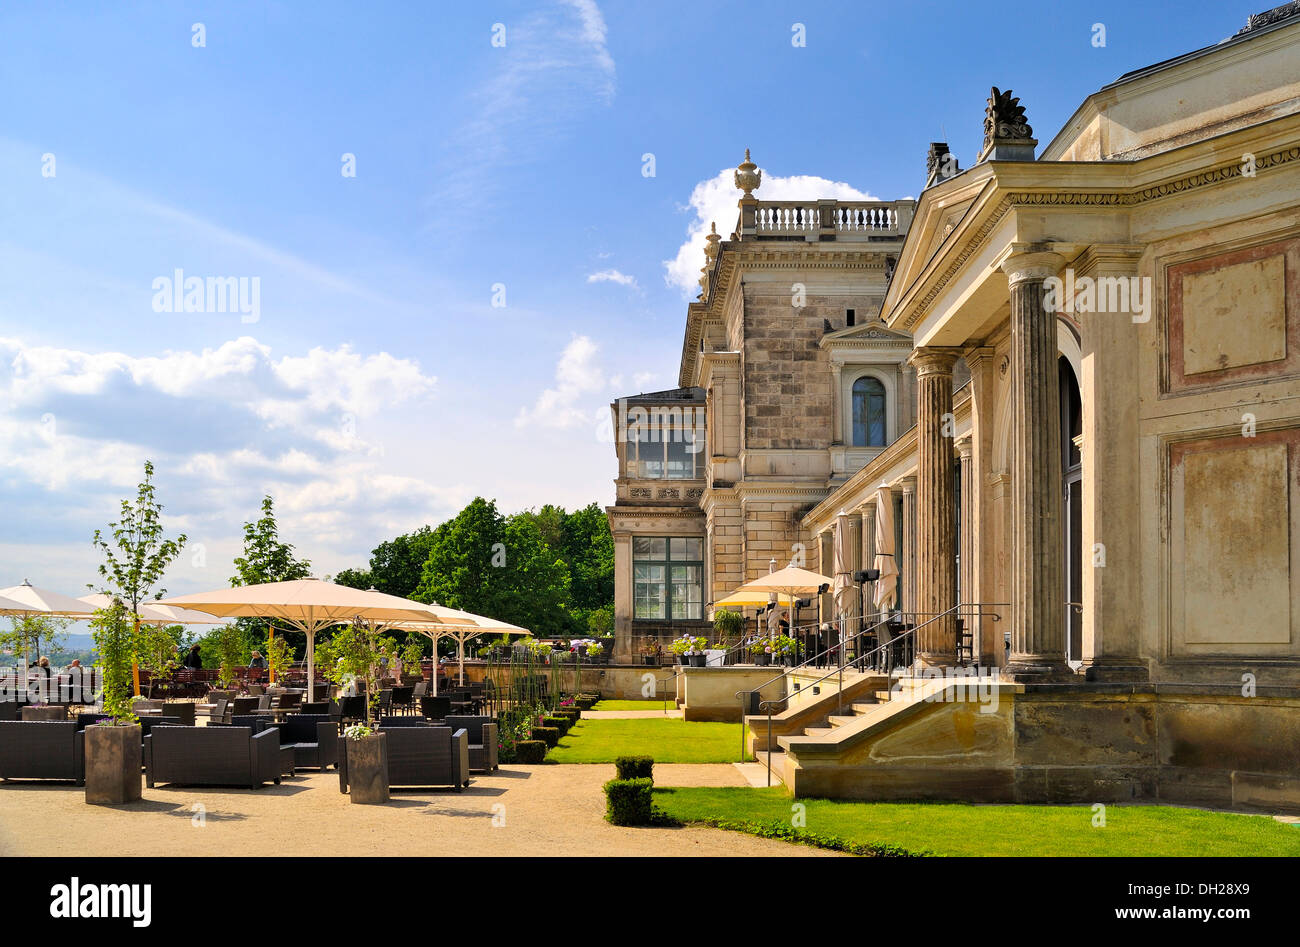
[{"x1": 607, "y1": 6, "x2": 1300, "y2": 809}]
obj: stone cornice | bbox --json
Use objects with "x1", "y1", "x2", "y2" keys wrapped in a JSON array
[{"x1": 887, "y1": 128, "x2": 1300, "y2": 332}]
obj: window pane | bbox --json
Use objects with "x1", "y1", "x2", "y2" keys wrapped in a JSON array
[
  {"x1": 671, "y1": 565, "x2": 702, "y2": 620},
  {"x1": 633, "y1": 537, "x2": 666, "y2": 559},
  {"x1": 665, "y1": 437, "x2": 693, "y2": 479},
  {"x1": 852, "y1": 377, "x2": 887, "y2": 447},
  {"x1": 634, "y1": 564, "x2": 665, "y2": 619}
]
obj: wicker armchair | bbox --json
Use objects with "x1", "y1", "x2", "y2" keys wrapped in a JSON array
[
  {"x1": 0, "y1": 720, "x2": 85, "y2": 784},
  {"x1": 268, "y1": 714, "x2": 337, "y2": 770},
  {"x1": 444, "y1": 715, "x2": 499, "y2": 772}
]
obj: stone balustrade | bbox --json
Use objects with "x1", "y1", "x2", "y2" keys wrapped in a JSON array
[{"x1": 741, "y1": 199, "x2": 910, "y2": 240}]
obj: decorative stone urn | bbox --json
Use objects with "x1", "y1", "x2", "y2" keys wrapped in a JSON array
[
  {"x1": 344, "y1": 732, "x2": 389, "y2": 805},
  {"x1": 84, "y1": 723, "x2": 142, "y2": 805},
  {"x1": 734, "y1": 148, "x2": 761, "y2": 198}
]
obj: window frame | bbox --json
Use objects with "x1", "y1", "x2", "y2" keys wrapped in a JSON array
[{"x1": 631, "y1": 536, "x2": 705, "y2": 621}]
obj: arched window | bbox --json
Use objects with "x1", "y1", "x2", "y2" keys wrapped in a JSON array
[{"x1": 851, "y1": 376, "x2": 887, "y2": 447}]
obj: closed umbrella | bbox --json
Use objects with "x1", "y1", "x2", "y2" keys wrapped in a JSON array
[
  {"x1": 832, "y1": 512, "x2": 855, "y2": 642},
  {"x1": 872, "y1": 487, "x2": 899, "y2": 612},
  {"x1": 159, "y1": 579, "x2": 455, "y2": 702}
]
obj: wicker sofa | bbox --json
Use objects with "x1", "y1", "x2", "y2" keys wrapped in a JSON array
[
  {"x1": 444, "y1": 715, "x2": 499, "y2": 773},
  {"x1": 339, "y1": 724, "x2": 468, "y2": 792},
  {"x1": 0, "y1": 720, "x2": 85, "y2": 784},
  {"x1": 144, "y1": 725, "x2": 281, "y2": 789}
]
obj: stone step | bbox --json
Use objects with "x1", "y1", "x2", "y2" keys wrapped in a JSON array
[
  {"x1": 851, "y1": 702, "x2": 877, "y2": 714},
  {"x1": 827, "y1": 715, "x2": 858, "y2": 728},
  {"x1": 803, "y1": 726, "x2": 834, "y2": 738}
]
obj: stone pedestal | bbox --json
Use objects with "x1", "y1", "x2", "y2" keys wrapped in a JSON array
[
  {"x1": 345, "y1": 733, "x2": 389, "y2": 805},
  {"x1": 84, "y1": 724, "x2": 143, "y2": 805},
  {"x1": 912, "y1": 347, "x2": 962, "y2": 665},
  {"x1": 1001, "y1": 247, "x2": 1069, "y2": 678}
]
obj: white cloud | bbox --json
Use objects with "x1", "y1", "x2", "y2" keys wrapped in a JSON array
[
  {"x1": 515, "y1": 335, "x2": 611, "y2": 430},
  {"x1": 663, "y1": 166, "x2": 880, "y2": 296},
  {"x1": 586, "y1": 269, "x2": 640, "y2": 291}
]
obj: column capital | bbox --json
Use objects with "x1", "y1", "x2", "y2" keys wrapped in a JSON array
[
  {"x1": 999, "y1": 243, "x2": 1066, "y2": 286},
  {"x1": 899, "y1": 476, "x2": 917, "y2": 496},
  {"x1": 956, "y1": 436, "x2": 973, "y2": 460},
  {"x1": 908, "y1": 345, "x2": 964, "y2": 376}
]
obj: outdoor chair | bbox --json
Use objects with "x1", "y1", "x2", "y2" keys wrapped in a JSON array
[
  {"x1": 444, "y1": 715, "x2": 499, "y2": 772},
  {"x1": 412, "y1": 682, "x2": 427, "y2": 700},
  {"x1": 277, "y1": 692, "x2": 302, "y2": 712},
  {"x1": 162, "y1": 702, "x2": 197, "y2": 727},
  {"x1": 420, "y1": 695, "x2": 450, "y2": 720},
  {"x1": 379, "y1": 715, "x2": 430, "y2": 728},
  {"x1": 0, "y1": 702, "x2": 16, "y2": 722},
  {"x1": 144, "y1": 726, "x2": 280, "y2": 789},
  {"x1": 232, "y1": 696, "x2": 261, "y2": 716},
  {"x1": 335, "y1": 695, "x2": 366, "y2": 723},
  {"x1": 391, "y1": 686, "x2": 414, "y2": 715},
  {"x1": 338, "y1": 724, "x2": 467, "y2": 792},
  {"x1": 75, "y1": 713, "x2": 111, "y2": 730},
  {"x1": 268, "y1": 714, "x2": 337, "y2": 770},
  {"x1": 198, "y1": 698, "x2": 228, "y2": 724},
  {"x1": 376, "y1": 689, "x2": 393, "y2": 718},
  {"x1": 298, "y1": 701, "x2": 329, "y2": 715},
  {"x1": 0, "y1": 720, "x2": 85, "y2": 784}
]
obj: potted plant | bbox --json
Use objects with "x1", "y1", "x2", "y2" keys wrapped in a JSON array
[
  {"x1": 709, "y1": 610, "x2": 743, "y2": 667},
  {"x1": 85, "y1": 601, "x2": 144, "y2": 804},
  {"x1": 341, "y1": 723, "x2": 389, "y2": 804},
  {"x1": 86, "y1": 461, "x2": 187, "y2": 805},
  {"x1": 748, "y1": 638, "x2": 774, "y2": 666},
  {"x1": 586, "y1": 640, "x2": 604, "y2": 663},
  {"x1": 774, "y1": 634, "x2": 802, "y2": 666},
  {"x1": 638, "y1": 637, "x2": 661, "y2": 666}
]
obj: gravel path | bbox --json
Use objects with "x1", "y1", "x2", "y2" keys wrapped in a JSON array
[{"x1": 0, "y1": 765, "x2": 835, "y2": 857}]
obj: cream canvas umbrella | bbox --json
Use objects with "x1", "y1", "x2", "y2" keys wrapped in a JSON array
[
  {"x1": 872, "y1": 486, "x2": 899, "y2": 613},
  {"x1": 0, "y1": 580, "x2": 94, "y2": 671},
  {"x1": 730, "y1": 563, "x2": 833, "y2": 641},
  {"x1": 79, "y1": 593, "x2": 223, "y2": 627},
  {"x1": 391, "y1": 605, "x2": 528, "y2": 691},
  {"x1": 159, "y1": 579, "x2": 454, "y2": 702}
]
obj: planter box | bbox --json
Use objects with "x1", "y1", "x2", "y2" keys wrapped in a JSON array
[
  {"x1": 689, "y1": 654, "x2": 706, "y2": 668},
  {"x1": 85, "y1": 724, "x2": 143, "y2": 805},
  {"x1": 21, "y1": 705, "x2": 67, "y2": 722},
  {"x1": 704, "y1": 650, "x2": 726, "y2": 667},
  {"x1": 343, "y1": 733, "x2": 389, "y2": 805},
  {"x1": 754, "y1": 653, "x2": 771, "y2": 666}
]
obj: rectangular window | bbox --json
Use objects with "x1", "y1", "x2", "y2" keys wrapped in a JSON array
[
  {"x1": 625, "y1": 408, "x2": 705, "y2": 480},
  {"x1": 632, "y1": 536, "x2": 704, "y2": 620}
]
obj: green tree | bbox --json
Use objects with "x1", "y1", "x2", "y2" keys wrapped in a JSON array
[
  {"x1": 134, "y1": 622, "x2": 186, "y2": 697},
  {"x1": 90, "y1": 460, "x2": 188, "y2": 704},
  {"x1": 231, "y1": 495, "x2": 312, "y2": 656},
  {"x1": 0, "y1": 614, "x2": 70, "y2": 668},
  {"x1": 90, "y1": 602, "x2": 135, "y2": 720}
]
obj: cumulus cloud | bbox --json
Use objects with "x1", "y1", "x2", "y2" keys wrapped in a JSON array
[
  {"x1": 515, "y1": 335, "x2": 611, "y2": 430},
  {"x1": 663, "y1": 166, "x2": 880, "y2": 296},
  {"x1": 586, "y1": 269, "x2": 640, "y2": 291}
]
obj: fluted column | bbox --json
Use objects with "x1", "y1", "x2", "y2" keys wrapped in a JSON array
[
  {"x1": 860, "y1": 501, "x2": 878, "y2": 636},
  {"x1": 957, "y1": 437, "x2": 974, "y2": 606},
  {"x1": 1002, "y1": 246, "x2": 1068, "y2": 676},
  {"x1": 911, "y1": 347, "x2": 962, "y2": 665},
  {"x1": 900, "y1": 477, "x2": 918, "y2": 617}
]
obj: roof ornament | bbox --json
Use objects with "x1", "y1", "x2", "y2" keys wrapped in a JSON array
[
  {"x1": 977, "y1": 87, "x2": 1038, "y2": 163},
  {"x1": 734, "y1": 148, "x2": 761, "y2": 200}
]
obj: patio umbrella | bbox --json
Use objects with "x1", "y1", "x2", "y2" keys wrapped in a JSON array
[
  {"x1": 0, "y1": 580, "x2": 94, "y2": 671},
  {"x1": 78, "y1": 593, "x2": 222, "y2": 628},
  {"x1": 391, "y1": 606, "x2": 527, "y2": 691},
  {"x1": 730, "y1": 563, "x2": 832, "y2": 643},
  {"x1": 872, "y1": 487, "x2": 899, "y2": 613},
  {"x1": 832, "y1": 512, "x2": 855, "y2": 641},
  {"x1": 158, "y1": 579, "x2": 453, "y2": 702}
]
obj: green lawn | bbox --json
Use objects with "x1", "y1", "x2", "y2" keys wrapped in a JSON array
[
  {"x1": 654, "y1": 787, "x2": 1300, "y2": 857},
  {"x1": 590, "y1": 699, "x2": 677, "y2": 712},
  {"x1": 547, "y1": 718, "x2": 748, "y2": 763}
]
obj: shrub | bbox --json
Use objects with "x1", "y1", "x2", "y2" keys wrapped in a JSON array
[
  {"x1": 516, "y1": 740, "x2": 547, "y2": 764},
  {"x1": 533, "y1": 726, "x2": 560, "y2": 748},
  {"x1": 554, "y1": 707, "x2": 581, "y2": 721},
  {"x1": 603, "y1": 777, "x2": 655, "y2": 826},
  {"x1": 615, "y1": 756, "x2": 654, "y2": 781},
  {"x1": 576, "y1": 695, "x2": 598, "y2": 711},
  {"x1": 543, "y1": 715, "x2": 570, "y2": 736}
]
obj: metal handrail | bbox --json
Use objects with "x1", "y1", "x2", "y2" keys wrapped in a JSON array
[{"x1": 746, "y1": 602, "x2": 1008, "y2": 787}]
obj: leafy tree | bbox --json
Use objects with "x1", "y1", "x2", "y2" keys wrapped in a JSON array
[
  {"x1": 134, "y1": 622, "x2": 186, "y2": 698},
  {"x1": 262, "y1": 632, "x2": 293, "y2": 681},
  {"x1": 90, "y1": 460, "x2": 188, "y2": 704},
  {"x1": 231, "y1": 495, "x2": 312, "y2": 657},
  {"x1": 315, "y1": 624, "x2": 402, "y2": 724},
  {"x1": 90, "y1": 603, "x2": 134, "y2": 720},
  {"x1": 333, "y1": 567, "x2": 373, "y2": 590},
  {"x1": 0, "y1": 615, "x2": 70, "y2": 668}
]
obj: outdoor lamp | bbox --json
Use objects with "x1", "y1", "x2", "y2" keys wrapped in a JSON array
[{"x1": 854, "y1": 569, "x2": 880, "y2": 583}]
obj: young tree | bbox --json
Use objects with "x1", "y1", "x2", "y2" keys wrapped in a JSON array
[
  {"x1": 231, "y1": 495, "x2": 312, "y2": 668},
  {"x1": 0, "y1": 615, "x2": 70, "y2": 669},
  {"x1": 91, "y1": 460, "x2": 188, "y2": 697},
  {"x1": 134, "y1": 622, "x2": 186, "y2": 698}
]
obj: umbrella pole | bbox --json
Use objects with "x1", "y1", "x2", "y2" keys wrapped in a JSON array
[
  {"x1": 131, "y1": 613, "x2": 142, "y2": 697},
  {"x1": 306, "y1": 629, "x2": 315, "y2": 704},
  {"x1": 458, "y1": 636, "x2": 465, "y2": 687},
  {"x1": 268, "y1": 627, "x2": 275, "y2": 685}
]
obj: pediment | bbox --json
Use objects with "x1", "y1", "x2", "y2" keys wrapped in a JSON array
[{"x1": 821, "y1": 321, "x2": 914, "y2": 345}]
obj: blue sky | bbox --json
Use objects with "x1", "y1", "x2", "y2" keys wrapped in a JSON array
[{"x1": 0, "y1": 0, "x2": 1253, "y2": 595}]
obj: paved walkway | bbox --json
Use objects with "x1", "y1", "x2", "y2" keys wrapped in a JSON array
[
  {"x1": 582, "y1": 709, "x2": 684, "y2": 719},
  {"x1": 0, "y1": 764, "x2": 832, "y2": 857}
]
